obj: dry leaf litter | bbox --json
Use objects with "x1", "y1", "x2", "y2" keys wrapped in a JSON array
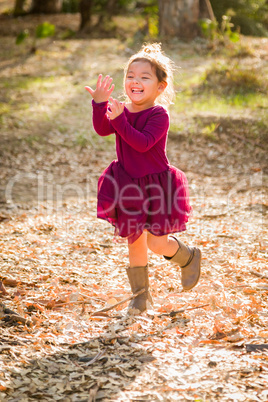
[{"x1": 0, "y1": 18, "x2": 267, "y2": 401}]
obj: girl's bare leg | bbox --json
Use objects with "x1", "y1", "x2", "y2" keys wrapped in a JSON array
[
  {"x1": 128, "y1": 231, "x2": 148, "y2": 267},
  {"x1": 147, "y1": 233, "x2": 178, "y2": 257}
]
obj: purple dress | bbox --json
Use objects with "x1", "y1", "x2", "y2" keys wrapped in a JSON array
[{"x1": 92, "y1": 100, "x2": 192, "y2": 243}]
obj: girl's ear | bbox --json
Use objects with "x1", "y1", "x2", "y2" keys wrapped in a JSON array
[{"x1": 158, "y1": 81, "x2": 168, "y2": 92}]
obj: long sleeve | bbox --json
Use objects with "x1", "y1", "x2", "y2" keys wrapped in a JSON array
[
  {"x1": 92, "y1": 100, "x2": 114, "y2": 137},
  {"x1": 110, "y1": 107, "x2": 169, "y2": 153}
]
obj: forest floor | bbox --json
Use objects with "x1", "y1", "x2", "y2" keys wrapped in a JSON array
[{"x1": 0, "y1": 10, "x2": 268, "y2": 402}]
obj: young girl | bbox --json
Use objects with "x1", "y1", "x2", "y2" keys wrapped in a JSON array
[{"x1": 85, "y1": 43, "x2": 201, "y2": 314}]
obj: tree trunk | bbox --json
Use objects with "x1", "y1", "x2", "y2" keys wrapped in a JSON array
[
  {"x1": 106, "y1": 0, "x2": 117, "y2": 16},
  {"x1": 199, "y1": 0, "x2": 215, "y2": 21},
  {"x1": 14, "y1": 0, "x2": 26, "y2": 16},
  {"x1": 30, "y1": 0, "x2": 63, "y2": 14},
  {"x1": 79, "y1": 0, "x2": 93, "y2": 31},
  {"x1": 158, "y1": 0, "x2": 215, "y2": 40}
]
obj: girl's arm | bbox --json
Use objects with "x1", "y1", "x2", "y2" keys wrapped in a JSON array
[
  {"x1": 92, "y1": 101, "x2": 114, "y2": 137},
  {"x1": 110, "y1": 107, "x2": 169, "y2": 152}
]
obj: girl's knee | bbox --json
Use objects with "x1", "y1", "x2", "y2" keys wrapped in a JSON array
[
  {"x1": 128, "y1": 232, "x2": 147, "y2": 251},
  {"x1": 147, "y1": 234, "x2": 167, "y2": 255}
]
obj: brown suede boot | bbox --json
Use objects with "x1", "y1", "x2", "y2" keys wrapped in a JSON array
[
  {"x1": 164, "y1": 236, "x2": 201, "y2": 290},
  {"x1": 126, "y1": 265, "x2": 153, "y2": 314}
]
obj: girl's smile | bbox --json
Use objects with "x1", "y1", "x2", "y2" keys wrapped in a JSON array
[{"x1": 125, "y1": 61, "x2": 166, "y2": 111}]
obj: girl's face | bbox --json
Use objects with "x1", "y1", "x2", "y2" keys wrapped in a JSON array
[{"x1": 125, "y1": 60, "x2": 166, "y2": 110}]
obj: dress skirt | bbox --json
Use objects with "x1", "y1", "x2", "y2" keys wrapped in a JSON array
[{"x1": 97, "y1": 160, "x2": 192, "y2": 244}]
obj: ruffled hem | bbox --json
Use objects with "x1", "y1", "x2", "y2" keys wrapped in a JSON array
[{"x1": 97, "y1": 161, "x2": 192, "y2": 244}]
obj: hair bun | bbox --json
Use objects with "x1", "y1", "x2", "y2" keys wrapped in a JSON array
[{"x1": 142, "y1": 43, "x2": 162, "y2": 54}]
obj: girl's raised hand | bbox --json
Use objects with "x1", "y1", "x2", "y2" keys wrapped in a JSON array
[
  {"x1": 85, "y1": 74, "x2": 115, "y2": 103},
  {"x1": 107, "y1": 97, "x2": 125, "y2": 120}
]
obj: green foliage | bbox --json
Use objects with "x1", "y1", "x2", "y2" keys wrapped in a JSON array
[
  {"x1": 221, "y1": 15, "x2": 240, "y2": 42},
  {"x1": 16, "y1": 29, "x2": 29, "y2": 45},
  {"x1": 90, "y1": 0, "x2": 136, "y2": 18},
  {"x1": 201, "y1": 122, "x2": 219, "y2": 141},
  {"x1": 16, "y1": 22, "x2": 56, "y2": 52},
  {"x1": 75, "y1": 133, "x2": 90, "y2": 148},
  {"x1": 0, "y1": 102, "x2": 11, "y2": 115},
  {"x1": 143, "y1": 1, "x2": 159, "y2": 38},
  {"x1": 117, "y1": 0, "x2": 133, "y2": 8},
  {"x1": 24, "y1": 134, "x2": 42, "y2": 146},
  {"x1": 199, "y1": 19, "x2": 218, "y2": 40},
  {"x1": 199, "y1": 14, "x2": 240, "y2": 43},
  {"x1": 35, "y1": 22, "x2": 55, "y2": 39},
  {"x1": 123, "y1": 0, "x2": 158, "y2": 40},
  {"x1": 200, "y1": 62, "x2": 267, "y2": 96},
  {"x1": 210, "y1": 0, "x2": 268, "y2": 36},
  {"x1": 60, "y1": 29, "x2": 76, "y2": 39},
  {"x1": 62, "y1": 0, "x2": 79, "y2": 13},
  {"x1": 93, "y1": 0, "x2": 108, "y2": 13}
]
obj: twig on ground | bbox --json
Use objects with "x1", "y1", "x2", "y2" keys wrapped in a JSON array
[
  {"x1": 0, "y1": 281, "x2": 8, "y2": 295},
  {"x1": 0, "y1": 302, "x2": 20, "y2": 316},
  {"x1": 88, "y1": 383, "x2": 100, "y2": 402},
  {"x1": 157, "y1": 303, "x2": 210, "y2": 318},
  {"x1": 202, "y1": 212, "x2": 228, "y2": 219},
  {"x1": 55, "y1": 288, "x2": 145, "y2": 315},
  {"x1": 84, "y1": 349, "x2": 107, "y2": 365},
  {"x1": 1, "y1": 314, "x2": 31, "y2": 326},
  {"x1": 0, "y1": 302, "x2": 32, "y2": 326},
  {"x1": 246, "y1": 344, "x2": 268, "y2": 352},
  {"x1": 250, "y1": 270, "x2": 268, "y2": 280},
  {"x1": 90, "y1": 289, "x2": 145, "y2": 316}
]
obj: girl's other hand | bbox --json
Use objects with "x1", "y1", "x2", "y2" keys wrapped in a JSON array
[
  {"x1": 85, "y1": 74, "x2": 115, "y2": 103},
  {"x1": 107, "y1": 97, "x2": 125, "y2": 120}
]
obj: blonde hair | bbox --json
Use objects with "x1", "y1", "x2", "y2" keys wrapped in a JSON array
[{"x1": 124, "y1": 43, "x2": 175, "y2": 108}]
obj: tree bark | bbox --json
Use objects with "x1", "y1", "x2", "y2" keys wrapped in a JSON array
[
  {"x1": 158, "y1": 0, "x2": 215, "y2": 39},
  {"x1": 14, "y1": 0, "x2": 26, "y2": 16},
  {"x1": 199, "y1": 0, "x2": 215, "y2": 21},
  {"x1": 79, "y1": 0, "x2": 93, "y2": 31},
  {"x1": 30, "y1": 0, "x2": 63, "y2": 14}
]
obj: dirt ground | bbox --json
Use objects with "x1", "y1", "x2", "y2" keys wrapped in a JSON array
[{"x1": 0, "y1": 11, "x2": 268, "y2": 402}]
